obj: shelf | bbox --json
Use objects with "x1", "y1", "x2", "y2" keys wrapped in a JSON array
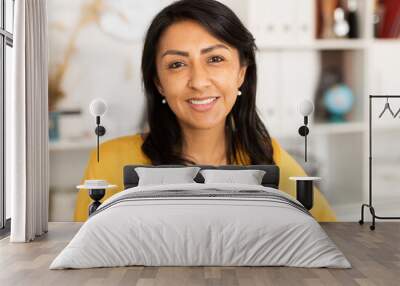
[
  {"x1": 313, "y1": 39, "x2": 367, "y2": 50},
  {"x1": 371, "y1": 39, "x2": 400, "y2": 44},
  {"x1": 372, "y1": 122, "x2": 400, "y2": 132},
  {"x1": 258, "y1": 39, "x2": 367, "y2": 51},
  {"x1": 49, "y1": 139, "x2": 96, "y2": 151},
  {"x1": 313, "y1": 122, "x2": 366, "y2": 134},
  {"x1": 274, "y1": 122, "x2": 365, "y2": 139},
  {"x1": 367, "y1": 39, "x2": 400, "y2": 49}
]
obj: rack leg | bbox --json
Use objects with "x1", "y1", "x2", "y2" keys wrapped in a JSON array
[
  {"x1": 369, "y1": 206, "x2": 376, "y2": 231},
  {"x1": 359, "y1": 204, "x2": 367, "y2": 225},
  {"x1": 359, "y1": 204, "x2": 377, "y2": 231}
]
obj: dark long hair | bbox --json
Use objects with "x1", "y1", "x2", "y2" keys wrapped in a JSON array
[{"x1": 141, "y1": 0, "x2": 275, "y2": 165}]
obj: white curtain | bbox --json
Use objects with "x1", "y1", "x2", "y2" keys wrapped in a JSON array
[{"x1": 8, "y1": 0, "x2": 49, "y2": 242}]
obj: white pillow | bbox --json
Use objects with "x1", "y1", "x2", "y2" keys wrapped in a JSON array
[
  {"x1": 135, "y1": 167, "x2": 201, "y2": 186},
  {"x1": 200, "y1": 169, "x2": 266, "y2": 185}
]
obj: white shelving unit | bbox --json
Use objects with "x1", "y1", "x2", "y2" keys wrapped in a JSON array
[{"x1": 241, "y1": 0, "x2": 400, "y2": 220}]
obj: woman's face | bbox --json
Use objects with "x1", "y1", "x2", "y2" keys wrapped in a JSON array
[{"x1": 155, "y1": 20, "x2": 247, "y2": 130}]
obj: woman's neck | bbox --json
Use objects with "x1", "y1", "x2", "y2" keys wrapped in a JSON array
[{"x1": 180, "y1": 123, "x2": 227, "y2": 166}]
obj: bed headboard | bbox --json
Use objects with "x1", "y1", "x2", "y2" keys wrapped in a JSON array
[{"x1": 123, "y1": 164, "x2": 280, "y2": 189}]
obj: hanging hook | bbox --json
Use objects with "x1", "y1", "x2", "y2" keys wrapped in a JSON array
[{"x1": 379, "y1": 96, "x2": 395, "y2": 118}]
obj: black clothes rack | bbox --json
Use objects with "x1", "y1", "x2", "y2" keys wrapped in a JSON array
[{"x1": 359, "y1": 95, "x2": 400, "y2": 230}]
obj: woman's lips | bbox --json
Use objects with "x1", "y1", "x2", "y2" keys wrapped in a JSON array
[{"x1": 187, "y1": 97, "x2": 218, "y2": 112}]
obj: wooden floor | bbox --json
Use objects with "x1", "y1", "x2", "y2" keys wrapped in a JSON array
[{"x1": 0, "y1": 222, "x2": 399, "y2": 286}]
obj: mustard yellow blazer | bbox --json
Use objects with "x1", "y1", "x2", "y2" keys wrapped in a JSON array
[{"x1": 74, "y1": 134, "x2": 337, "y2": 222}]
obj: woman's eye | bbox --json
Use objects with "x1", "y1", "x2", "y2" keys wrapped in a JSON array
[
  {"x1": 168, "y1": 62, "x2": 185, "y2": 69},
  {"x1": 208, "y1": 56, "x2": 224, "y2": 63}
]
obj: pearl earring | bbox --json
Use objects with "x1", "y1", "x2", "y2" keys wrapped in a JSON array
[
  {"x1": 162, "y1": 98, "x2": 166, "y2": 104},
  {"x1": 238, "y1": 90, "x2": 242, "y2": 96}
]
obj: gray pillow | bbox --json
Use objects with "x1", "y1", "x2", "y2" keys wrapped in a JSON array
[
  {"x1": 135, "y1": 167, "x2": 201, "y2": 186},
  {"x1": 200, "y1": 169, "x2": 266, "y2": 185}
]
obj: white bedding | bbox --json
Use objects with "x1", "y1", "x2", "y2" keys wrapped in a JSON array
[{"x1": 50, "y1": 183, "x2": 351, "y2": 269}]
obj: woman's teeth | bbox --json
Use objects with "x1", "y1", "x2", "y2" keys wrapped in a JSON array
[{"x1": 188, "y1": 97, "x2": 217, "y2": 105}]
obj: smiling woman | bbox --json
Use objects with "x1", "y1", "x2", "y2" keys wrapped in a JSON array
[
  {"x1": 141, "y1": 0, "x2": 273, "y2": 166},
  {"x1": 152, "y1": 19, "x2": 249, "y2": 165},
  {"x1": 74, "y1": 0, "x2": 337, "y2": 222}
]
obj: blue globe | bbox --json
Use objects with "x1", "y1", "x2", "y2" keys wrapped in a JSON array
[{"x1": 323, "y1": 84, "x2": 354, "y2": 122}]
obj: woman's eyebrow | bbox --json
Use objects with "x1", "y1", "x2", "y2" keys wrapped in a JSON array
[
  {"x1": 161, "y1": 44, "x2": 230, "y2": 58},
  {"x1": 200, "y1": 44, "x2": 230, "y2": 54}
]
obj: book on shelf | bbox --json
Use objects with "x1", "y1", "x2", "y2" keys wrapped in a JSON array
[{"x1": 376, "y1": 0, "x2": 400, "y2": 38}]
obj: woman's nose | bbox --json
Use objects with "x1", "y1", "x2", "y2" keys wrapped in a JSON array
[{"x1": 188, "y1": 62, "x2": 211, "y2": 90}]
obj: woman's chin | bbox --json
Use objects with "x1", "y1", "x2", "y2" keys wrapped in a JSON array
[{"x1": 186, "y1": 118, "x2": 225, "y2": 130}]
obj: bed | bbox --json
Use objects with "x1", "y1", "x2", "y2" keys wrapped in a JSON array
[{"x1": 50, "y1": 165, "x2": 351, "y2": 269}]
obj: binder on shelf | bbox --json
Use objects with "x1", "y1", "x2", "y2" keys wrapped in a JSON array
[
  {"x1": 277, "y1": 0, "x2": 296, "y2": 44},
  {"x1": 247, "y1": 0, "x2": 280, "y2": 46},
  {"x1": 256, "y1": 51, "x2": 319, "y2": 137},
  {"x1": 256, "y1": 51, "x2": 282, "y2": 135},
  {"x1": 280, "y1": 51, "x2": 320, "y2": 134},
  {"x1": 293, "y1": 0, "x2": 315, "y2": 43},
  {"x1": 247, "y1": 0, "x2": 315, "y2": 47}
]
